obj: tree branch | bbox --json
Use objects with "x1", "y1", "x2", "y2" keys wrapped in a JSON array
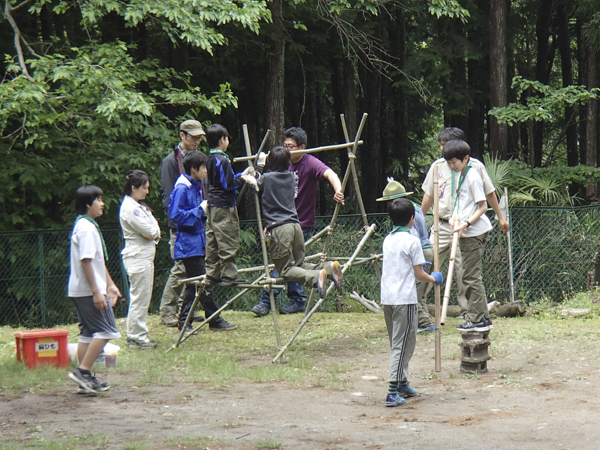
[{"x1": 5, "y1": 0, "x2": 33, "y2": 80}]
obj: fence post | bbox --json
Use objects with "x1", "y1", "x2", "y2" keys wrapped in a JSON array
[{"x1": 38, "y1": 233, "x2": 46, "y2": 328}]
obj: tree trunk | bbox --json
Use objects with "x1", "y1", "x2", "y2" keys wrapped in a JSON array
[
  {"x1": 586, "y1": 47, "x2": 598, "y2": 199},
  {"x1": 533, "y1": 0, "x2": 554, "y2": 167},
  {"x1": 264, "y1": 0, "x2": 285, "y2": 147},
  {"x1": 489, "y1": 0, "x2": 508, "y2": 160},
  {"x1": 557, "y1": 2, "x2": 577, "y2": 168}
]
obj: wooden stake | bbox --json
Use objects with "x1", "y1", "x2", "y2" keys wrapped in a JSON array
[
  {"x1": 441, "y1": 230, "x2": 459, "y2": 325},
  {"x1": 433, "y1": 165, "x2": 441, "y2": 372}
]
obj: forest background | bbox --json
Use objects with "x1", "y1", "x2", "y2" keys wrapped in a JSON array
[{"x1": 2, "y1": 0, "x2": 600, "y2": 230}]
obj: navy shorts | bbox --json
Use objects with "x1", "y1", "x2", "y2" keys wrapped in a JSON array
[{"x1": 71, "y1": 296, "x2": 121, "y2": 343}]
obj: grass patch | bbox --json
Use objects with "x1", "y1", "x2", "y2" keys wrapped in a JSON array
[
  {"x1": 2, "y1": 291, "x2": 600, "y2": 399},
  {"x1": 254, "y1": 437, "x2": 283, "y2": 449}
]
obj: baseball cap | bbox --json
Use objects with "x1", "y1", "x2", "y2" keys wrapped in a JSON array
[{"x1": 180, "y1": 120, "x2": 205, "y2": 136}]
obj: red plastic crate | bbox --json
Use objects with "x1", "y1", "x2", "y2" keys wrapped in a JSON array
[{"x1": 15, "y1": 329, "x2": 70, "y2": 369}]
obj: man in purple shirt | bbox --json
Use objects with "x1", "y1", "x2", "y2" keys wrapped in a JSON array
[{"x1": 251, "y1": 127, "x2": 345, "y2": 315}]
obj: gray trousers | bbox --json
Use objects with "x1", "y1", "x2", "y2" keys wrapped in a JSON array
[
  {"x1": 460, "y1": 232, "x2": 489, "y2": 323},
  {"x1": 159, "y1": 230, "x2": 186, "y2": 317},
  {"x1": 205, "y1": 206, "x2": 240, "y2": 281},
  {"x1": 384, "y1": 304, "x2": 417, "y2": 384}
]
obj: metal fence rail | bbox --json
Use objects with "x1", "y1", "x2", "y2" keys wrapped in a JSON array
[{"x1": 1, "y1": 207, "x2": 598, "y2": 328}]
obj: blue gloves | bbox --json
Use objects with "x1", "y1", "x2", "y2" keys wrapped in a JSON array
[
  {"x1": 431, "y1": 271, "x2": 443, "y2": 284},
  {"x1": 422, "y1": 261, "x2": 432, "y2": 271}
]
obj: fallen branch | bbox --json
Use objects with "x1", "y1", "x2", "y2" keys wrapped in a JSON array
[{"x1": 349, "y1": 291, "x2": 382, "y2": 314}]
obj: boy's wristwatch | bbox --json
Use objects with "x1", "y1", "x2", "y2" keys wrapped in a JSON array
[{"x1": 465, "y1": 220, "x2": 472, "y2": 228}]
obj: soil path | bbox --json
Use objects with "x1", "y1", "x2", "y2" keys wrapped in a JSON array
[{"x1": 2, "y1": 342, "x2": 600, "y2": 449}]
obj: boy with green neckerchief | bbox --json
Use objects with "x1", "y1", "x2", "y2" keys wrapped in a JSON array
[
  {"x1": 442, "y1": 140, "x2": 493, "y2": 331},
  {"x1": 377, "y1": 178, "x2": 435, "y2": 333},
  {"x1": 204, "y1": 124, "x2": 258, "y2": 286},
  {"x1": 67, "y1": 185, "x2": 121, "y2": 395}
]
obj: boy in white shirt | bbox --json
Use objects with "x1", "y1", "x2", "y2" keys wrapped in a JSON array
[
  {"x1": 68, "y1": 185, "x2": 121, "y2": 394},
  {"x1": 442, "y1": 140, "x2": 493, "y2": 331},
  {"x1": 381, "y1": 198, "x2": 443, "y2": 407},
  {"x1": 420, "y1": 127, "x2": 508, "y2": 317}
]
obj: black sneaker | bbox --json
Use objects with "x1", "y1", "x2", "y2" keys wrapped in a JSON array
[
  {"x1": 78, "y1": 376, "x2": 109, "y2": 394},
  {"x1": 179, "y1": 325, "x2": 195, "y2": 338},
  {"x1": 220, "y1": 277, "x2": 248, "y2": 286},
  {"x1": 486, "y1": 317, "x2": 494, "y2": 329},
  {"x1": 126, "y1": 337, "x2": 157, "y2": 349},
  {"x1": 251, "y1": 302, "x2": 270, "y2": 317},
  {"x1": 204, "y1": 276, "x2": 219, "y2": 286},
  {"x1": 209, "y1": 317, "x2": 237, "y2": 330},
  {"x1": 279, "y1": 299, "x2": 306, "y2": 314},
  {"x1": 68, "y1": 368, "x2": 101, "y2": 394},
  {"x1": 456, "y1": 320, "x2": 489, "y2": 331}
]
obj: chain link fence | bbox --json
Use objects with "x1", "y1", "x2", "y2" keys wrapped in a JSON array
[{"x1": 1, "y1": 207, "x2": 598, "y2": 328}]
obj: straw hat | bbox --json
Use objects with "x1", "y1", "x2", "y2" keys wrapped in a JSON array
[{"x1": 376, "y1": 177, "x2": 413, "y2": 202}]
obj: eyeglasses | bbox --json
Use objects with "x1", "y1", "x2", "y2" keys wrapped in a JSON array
[
  {"x1": 283, "y1": 143, "x2": 298, "y2": 150},
  {"x1": 185, "y1": 133, "x2": 204, "y2": 142}
]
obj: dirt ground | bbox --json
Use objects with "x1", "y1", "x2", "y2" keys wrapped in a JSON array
[{"x1": 2, "y1": 326, "x2": 600, "y2": 450}]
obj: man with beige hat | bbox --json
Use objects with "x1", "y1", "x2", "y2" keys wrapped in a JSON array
[
  {"x1": 377, "y1": 178, "x2": 435, "y2": 332},
  {"x1": 158, "y1": 120, "x2": 206, "y2": 327}
]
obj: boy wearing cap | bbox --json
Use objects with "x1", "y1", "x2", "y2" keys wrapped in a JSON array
[
  {"x1": 158, "y1": 119, "x2": 206, "y2": 327},
  {"x1": 377, "y1": 178, "x2": 435, "y2": 332}
]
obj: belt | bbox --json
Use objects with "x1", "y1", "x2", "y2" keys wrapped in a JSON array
[{"x1": 439, "y1": 218, "x2": 450, "y2": 223}]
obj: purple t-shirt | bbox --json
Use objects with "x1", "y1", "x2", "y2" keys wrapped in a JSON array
[{"x1": 289, "y1": 154, "x2": 329, "y2": 228}]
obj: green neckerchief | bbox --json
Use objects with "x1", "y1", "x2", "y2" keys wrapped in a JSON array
[
  {"x1": 75, "y1": 214, "x2": 108, "y2": 262},
  {"x1": 451, "y1": 162, "x2": 472, "y2": 219},
  {"x1": 410, "y1": 200, "x2": 421, "y2": 213},
  {"x1": 210, "y1": 148, "x2": 230, "y2": 161},
  {"x1": 390, "y1": 225, "x2": 411, "y2": 235}
]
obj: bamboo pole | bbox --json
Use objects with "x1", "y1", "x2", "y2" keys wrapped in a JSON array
[
  {"x1": 232, "y1": 140, "x2": 363, "y2": 163},
  {"x1": 236, "y1": 129, "x2": 271, "y2": 203},
  {"x1": 505, "y1": 187, "x2": 515, "y2": 302},
  {"x1": 433, "y1": 165, "x2": 442, "y2": 372},
  {"x1": 166, "y1": 274, "x2": 267, "y2": 352},
  {"x1": 273, "y1": 224, "x2": 377, "y2": 363},
  {"x1": 242, "y1": 124, "x2": 281, "y2": 347},
  {"x1": 441, "y1": 230, "x2": 459, "y2": 325}
]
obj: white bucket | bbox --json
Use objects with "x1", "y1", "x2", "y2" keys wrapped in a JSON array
[{"x1": 67, "y1": 342, "x2": 120, "y2": 367}]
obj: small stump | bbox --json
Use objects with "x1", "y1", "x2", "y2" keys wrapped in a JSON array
[{"x1": 458, "y1": 329, "x2": 490, "y2": 374}]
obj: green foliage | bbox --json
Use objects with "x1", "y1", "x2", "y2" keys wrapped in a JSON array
[
  {"x1": 482, "y1": 154, "x2": 509, "y2": 197},
  {"x1": 0, "y1": 42, "x2": 239, "y2": 229},
  {"x1": 428, "y1": 0, "x2": 471, "y2": 23},
  {"x1": 502, "y1": 160, "x2": 600, "y2": 206},
  {"x1": 489, "y1": 76, "x2": 600, "y2": 126},
  {"x1": 32, "y1": 0, "x2": 271, "y2": 55}
]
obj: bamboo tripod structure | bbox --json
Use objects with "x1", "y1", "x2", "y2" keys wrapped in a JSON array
[{"x1": 168, "y1": 114, "x2": 382, "y2": 360}]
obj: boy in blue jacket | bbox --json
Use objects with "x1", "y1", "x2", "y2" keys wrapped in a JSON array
[{"x1": 169, "y1": 151, "x2": 236, "y2": 333}]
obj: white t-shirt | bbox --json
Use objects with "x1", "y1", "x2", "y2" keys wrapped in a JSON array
[
  {"x1": 451, "y1": 167, "x2": 493, "y2": 238},
  {"x1": 422, "y1": 157, "x2": 495, "y2": 219},
  {"x1": 68, "y1": 219, "x2": 107, "y2": 297},
  {"x1": 381, "y1": 232, "x2": 425, "y2": 305}
]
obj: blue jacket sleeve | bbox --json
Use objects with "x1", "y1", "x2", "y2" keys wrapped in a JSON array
[{"x1": 169, "y1": 187, "x2": 205, "y2": 228}]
